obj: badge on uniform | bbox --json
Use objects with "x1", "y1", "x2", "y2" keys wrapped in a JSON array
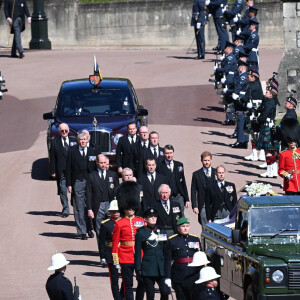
[
  {"x1": 226, "y1": 186, "x2": 233, "y2": 193},
  {"x1": 188, "y1": 242, "x2": 200, "y2": 249},
  {"x1": 134, "y1": 221, "x2": 144, "y2": 227},
  {"x1": 172, "y1": 207, "x2": 180, "y2": 213},
  {"x1": 158, "y1": 234, "x2": 167, "y2": 241},
  {"x1": 148, "y1": 231, "x2": 157, "y2": 241},
  {"x1": 70, "y1": 142, "x2": 77, "y2": 146},
  {"x1": 178, "y1": 166, "x2": 183, "y2": 172},
  {"x1": 110, "y1": 183, "x2": 114, "y2": 189},
  {"x1": 140, "y1": 191, "x2": 143, "y2": 197},
  {"x1": 109, "y1": 177, "x2": 113, "y2": 182},
  {"x1": 176, "y1": 215, "x2": 180, "y2": 220},
  {"x1": 160, "y1": 151, "x2": 164, "y2": 156},
  {"x1": 88, "y1": 156, "x2": 96, "y2": 161}
]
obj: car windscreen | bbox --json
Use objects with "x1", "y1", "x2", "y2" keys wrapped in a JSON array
[
  {"x1": 249, "y1": 207, "x2": 300, "y2": 235},
  {"x1": 57, "y1": 88, "x2": 134, "y2": 117}
]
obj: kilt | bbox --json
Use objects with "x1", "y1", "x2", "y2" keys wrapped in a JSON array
[{"x1": 256, "y1": 125, "x2": 279, "y2": 151}]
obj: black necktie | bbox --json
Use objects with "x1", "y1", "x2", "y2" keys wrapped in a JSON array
[
  {"x1": 151, "y1": 174, "x2": 154, "y2": 185},
  {"x1": 143, "y1": 142, "x2": 146, "y2": 149},
  {"x1": 82, "y1": 149, "x2": 86, "y2": 159},
  {"x1": 153, "y1": 148, "x2": 158, "y2": 159},
  {"x1": 63, "y1": 138, "x2": 69, "y2": 151},
  {"x1": 221, "y1": 182, "x2": 225, "y2": 192},
  {"x1": 131, "y1": 136, "x2": 134, "y2": 144}
]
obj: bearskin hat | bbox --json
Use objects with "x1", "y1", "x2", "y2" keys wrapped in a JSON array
[
  {"x1": 116, "y1": 181, "x2": 140, "y2": 215},
  {"x1": 281, "y1": 118, "x2": 300, "y2": 144}
]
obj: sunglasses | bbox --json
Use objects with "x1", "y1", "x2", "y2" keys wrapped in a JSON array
[{"x1": 60, "y1": 130, "x2": 69, "y2": 133}]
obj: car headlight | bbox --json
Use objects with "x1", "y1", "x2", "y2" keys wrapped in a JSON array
[
  {"x1": 113, "y1": 134, "x2": 123, "y2": 145},
  {"x1": 272, "y1": 270, "x2": 284, "y2": 283}
]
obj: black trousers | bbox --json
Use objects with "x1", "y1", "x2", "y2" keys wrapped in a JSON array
[
  {"x1": 108, "y1": 263, "x2": 122, "y2": 300},
  {"x1": 286, "y1": 191, "x2": 300, "y2": 195},
  {"x1": 121, "y1": 263, "x2": 144, "y2": 300},
  {"x1": 173, "y1": 282, "x2": 192, "y2": 300},
  {"x1": 143, "y1": 276, "x2": 170, "y2": 300}
]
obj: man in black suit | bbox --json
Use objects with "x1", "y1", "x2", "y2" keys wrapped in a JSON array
[
  {"x1": 4, "y1": 0, "x2": 31, "y2": 58},
  {"x1": 50, "y1": 123, "x2": 77, "y2": 218},
  {"x1": 137, "y1": 158, "x2": 169, "y2": 211},
  {"x1": 87, "y1": 154, "x2": 119, "y2": 251},
  {"x1": 158, "y1": 144, "x2": 190, "y2": 216},
  {"x1": 156, "y1": 184, "x2": 182, "y2": 237},
  {"x1": 116, "y1": 121, "x2": 139, "y2": 176},
  {"x1": 65, "y1": 131, "x2": 97, "y2": 240},
  {"x1": 205, "y1": 165, "x2": 237, "y2": 222},
  {"x1": 80, "y1": 128, "x2": 102, "y2": 155},
  {"x1": 191, "y1": 151, "x2": 216, "y2": 226},
  {"x1": 133, "y1": 125, "x2": 149, "y2": 176},
  {"x1": 138, "y1": 131, "x2": 164, "y2": 177}
]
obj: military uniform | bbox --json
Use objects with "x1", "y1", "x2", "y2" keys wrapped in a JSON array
[
  {"x1": 100, "y1": 218, "x2": 122, "y2": 300},
  {"x1": 46, "y1": 272, "x2": 74, "y2": 300},
  {"x1": 165, "y1": 233, "x2": 201, "y2": 300},
  {"x1": 112, "y1": 216, "x2": 145, "y2": 300},
  {"x1": 196, "y1": 286, "x2": 221, "y2": 300},
  {"x1": 278, "y1": 149, "x2": 300, "y2": 194},
  {"x1": 134, "y1": 225, "x2": 169, "y2": 300}
]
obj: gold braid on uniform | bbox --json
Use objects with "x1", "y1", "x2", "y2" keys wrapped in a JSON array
[
  {"x1": 293, "y1": 149, "x2": 300, "y2": 160},
  {"x1": 112, "y1": 253, "x2": 119, "y2": 265}
]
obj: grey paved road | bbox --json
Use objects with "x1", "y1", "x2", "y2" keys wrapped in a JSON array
[{"x1": 0, "y1": 48, "x2": 283, "y2": 299}]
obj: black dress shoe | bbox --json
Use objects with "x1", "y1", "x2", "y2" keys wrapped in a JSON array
[
  {"x1": 81, "y1": 234, "x2": 87, "y2": 240},
  {"x1": 229, "y1": 133, "x2": 237, "y2": 139},
  {"x1": 88, "y1": 230, "x2": 94, "y2": 238},
  {"x1": 19, "y1": 52, "x2": 24, "y2": 59},
  {"x1": 212, "y1": 46, "x2": 219, "y2": 51},
  {"x1": 11, "y1": 54, "x2": 18, "y2": 58},
  {"x1": 222, "y1": 120, "x2": 235, "y2": 126},
  {"x1": 230, "y1": 142, "x2": 248, "y2": 149}
]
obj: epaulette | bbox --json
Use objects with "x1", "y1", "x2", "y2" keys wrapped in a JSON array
[
  {"x1": 189, "y1": 234, "x2": 199, "y2": 238},
  {"x1": 101, "y1": 218, "x2": 110, "y2": 224},
  {"x1": 169, "y1": 234, "x2": 178, "y2": 240}
]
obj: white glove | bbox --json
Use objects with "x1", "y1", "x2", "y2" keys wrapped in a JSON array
[
  {"x1": 223, "y1": 87, "x2": 228, "y2": 93},
  {"x1": 232, "y1": 93, "x2": 239, "y2": 100},
  {"x1": 213, "y1": 66, "x2": 217, "y2": 71},
  {"x1": 101, "y1": 258, "x2": 107, "y2": 264},
  {"x1": 78, "y1": 295, "x2": 82, "y2": 300},
  {"x1": 286, "y1": 173, "x2": 293, "y2": 180},
  {"x1": 250, "y1": 115, "x2": 254, "y2": 121},
  {"x1": 221, "y1": 77, "x2": 226, "y2": 84},
  {"x1": 205, "y1": 0, "x2": 210, "y2": 5},
  {"x1": 222, "y1": 7, "x2": 227, "y2": 13},
  {"x1": 233, "y1": 16, "x2": 238, "y2": 23},
  {"x1": 237, "y1": 28, "x2": 242, "y2": 35},
  {"x1": 220, "y1": 54, "x2": 225, "y2": 61},
  {"x1": 247, "y1": 102, "x2": 253, "y2": 109},
  {"x1": 165, "y1": 278, "x2": 172, "y2": 288},
  {"x1": 116, "y1": 264, "x2": 121, "y2": 269},
  {"x1": 196, "y1": 22, "x2": 201, "y2": 29}
]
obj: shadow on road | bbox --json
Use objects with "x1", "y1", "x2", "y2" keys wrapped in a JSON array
[
  {"x1": 45, "y1": 220, "x2": 76, "y2": 227},
  {"x1": 32, "y1": 158, "x2": 51, "y2": 181},
  {"x1": 168, "y1": 56, "x2": 195, "y2": 60},
  {"x1": 203, "y1": 141, "x2": 228, "y2": 147},
  {"x1": 40, "y1": 232, "x2": 77, "y2": 239},
  {"x1": 83, "y1": 272, "x2": 109, "y2": 277},
  {"x1": 200, "y1": 106, "x2": 224, "y2": 112},
  {"x1": 70, "y1": 259, "x2": 100, "y2": 267},
  {"x1": 27, "y1": 210, "x2": 60, "y2": 216},
  {"x1": 214, "y1": 153, "x2": 244, "y2": 160},
  {"x1": 201, "y1": 130, "x2": 228, "y2": 137},
  {"x1": 64, "y1": 250, "x2": 99, "y2": 257},
  {"x1": 231, "y1": 169, "x2": 260, "y2": 176},
  {"x1": 194, "y1": 117, "x2": 222, "y2": 124}
]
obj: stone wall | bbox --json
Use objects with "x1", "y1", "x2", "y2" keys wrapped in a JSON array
[{"x1": 0, "y1": 0, "x2": 283, "y2": 48}]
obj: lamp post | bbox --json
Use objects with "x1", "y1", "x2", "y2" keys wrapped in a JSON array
[{"x1": 29, "y1": 0, "x2": 51, "y2": 49}]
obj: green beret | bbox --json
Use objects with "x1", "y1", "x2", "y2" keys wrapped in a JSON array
[{"x1": 176, "y1": 217, "x2": 189, "y2": 226}]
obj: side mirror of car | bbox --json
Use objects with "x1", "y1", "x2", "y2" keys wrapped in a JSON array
[
  {"x1": 43, "y1": 112, "x2": 53, "y2": 120},
  {"x1": 138, "y1": 108, "x2": 148, "y2": 116},
  {"x1": 232, "y1": 229, "x2": 241, "y2": 244}
]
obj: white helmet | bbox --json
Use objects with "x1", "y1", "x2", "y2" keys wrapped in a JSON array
[
  {"x1": 108, "y1": 199, "x2": 119, "y2": 211},
  {"x1": 195, "y1": 266, "x2": 220, "y2": 284},
  {"x1": 188, "y1": 251, "x2": 210, "y2": 267},
  {"x1": 47, "y1": 253, "x2": 70, "y2": 271}
]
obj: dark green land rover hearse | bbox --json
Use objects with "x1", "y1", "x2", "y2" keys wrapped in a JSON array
[{"x1": 201, "y1": 196, "x2": 300, "y2": 300}]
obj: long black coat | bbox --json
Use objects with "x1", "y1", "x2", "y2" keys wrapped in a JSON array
[
  {"x1": 137, "y1": 146, "x2": 164, "y2": 176},
  {"x1": 86, "y1": 169, "x2": 119, "y2": 216},
  {"x1": 116, "y1": 135, "x2": 139, "y2": 169},
  {"x1": 46, "y1": 272, "x2": 74, "y2": 300},
  {"x1": 205, "y1": 180, "x2": 237, "y2": 222},
  {"x1": 157, "y1": 160, "x2": 189, "y2": 203},
  {"x1": 191, "y1": 168, "x2": 216, "y2": 223},
  {"x1": 137, "y1": 173, "x2": 169, "y2": 210},
  {"x1": 4, "y1": 0, "x2": 30, "y2": 33}
]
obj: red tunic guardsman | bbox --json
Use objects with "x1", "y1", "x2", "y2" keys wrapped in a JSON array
[{"x1": 112, "y1": 181, "x2": 145, "y2": 300}]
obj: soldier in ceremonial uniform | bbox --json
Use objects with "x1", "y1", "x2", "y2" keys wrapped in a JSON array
[
  {"x1": 195, "y1": 267, "x2": 221, "y2": 300},
  {"x1": 99, "y1": 199, "x2": 122, "y2": 300},
  {"x1": 112, "y1": 181, "x2": 145, "y2": 300},
  {"x1": 165, "y1": 217, "x2": 201, "y2": 300},
  {"x1": 46, "y1": 253, "x2": 74, "y2": 300},
  {"x1": 278, "y1": 118, "x2": 300, "y2": 195},
  {"x1": 134, "y1": 208, "x2": 170, "y2": 300}
]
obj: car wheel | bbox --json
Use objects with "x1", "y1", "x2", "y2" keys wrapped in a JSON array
[{"x1": 245, "y1": 284, "x2": 257, "y2": 300}]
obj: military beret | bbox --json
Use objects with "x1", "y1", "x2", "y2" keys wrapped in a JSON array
[
  {"x1": 144, "y1": 207, "x2": 158, "y2": 218},
  {"x1": 239, "y1": 51, "x2": 249, "y2": 58},
  {"x1": 248, "y1": 66, "x2": 259, "y2": 77},
  {"x1": 225, "y1": 41, "x2": 236, "y2": 49},
  {"x1": 249, "y1": 6, "x2": 259, "y2": 14},
  {"x1": 249, "y1": 19, "x2": 259, "y2": 26},
  {"x1": 177, "y1": 217, "x2": 190, "y2": 226},
  {"x1": 234, "y1": 34, "x2": 245, "y2": 41}
]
